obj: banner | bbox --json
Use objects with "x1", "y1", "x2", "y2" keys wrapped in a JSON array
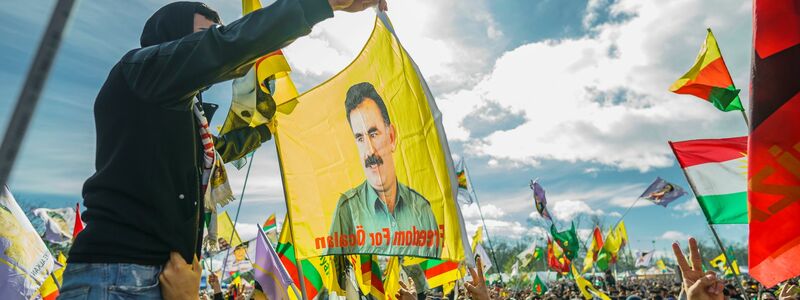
[
  {"x1": 274, "y1": 14, "x2": 465, "y2": 260},
  {"x1": 0, "y1": 187, "x2": 57, "y2": 299}
]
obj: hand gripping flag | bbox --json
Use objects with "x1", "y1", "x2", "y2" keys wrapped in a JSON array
[
  {"x1": 531, "y1": 180, "x2": 553, "y2": 222},
  {"x1": 670, "y1": 28, "x2": 743, "y2": 112},
  {"x1": 639, "y1": 177, "x2": 687, "y2": 207},
  {"x1": 747, "y1": 0, "x2": 800, "y2": 287},
  {"x1": 221, "y1": 0, "x2": 299, "y2": 137},
  {"x1": 254, "y1": 227, "x2": 298, "y2": 300},
  {"x1": 669, "y1": 137, "x2": 748, "y2": 224}
]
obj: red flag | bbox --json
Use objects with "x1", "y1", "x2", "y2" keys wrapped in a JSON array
[
  {"x1": 748, "y1": 0, "x2": 800, "y2": 288},
  {"x1": 592, "y1": 227, "x2": 604, "y2": 259},
  {"x1": 73, "y1": 203, "x2": 84, "y2": 239},
  {"x1": 546, "y1": 239, "x2": 570, "y2": 273}
]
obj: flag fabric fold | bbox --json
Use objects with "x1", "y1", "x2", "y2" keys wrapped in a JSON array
[
  {"x1": 669, "y1": 28, "x2": 743, "y2": 112},
  {"x1": 254, "y1": 228, "x2": 297, "y2": 300},
  {"x1": 550, "y1": 222, "x2": 579, "y2": 260},
  {"x1": 639, "y1": 177, "x2": 687, "y2": 207},
  {"x1": 530, "y1": 180, "x2": 553, "y2": 222},
  {"x1": 455, "y1": 159, "x2": 476, "y2": 205},
  {"x1": 572, "y1": 265, "x2": 611, "y2": 300},
  {"x1": 747, "y1": 0, "x2": 800, "y2": 287}
]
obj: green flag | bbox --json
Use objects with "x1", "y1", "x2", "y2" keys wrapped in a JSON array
[
  {"x1": 550, "y1": 222, "x2": 579, "y2": 260},
  {"x1": 534, "y1": 246, "x2": 544, "y2": 261},
  {"x1": 532, "y1": 275, "x2": 548, "y2": 295}
]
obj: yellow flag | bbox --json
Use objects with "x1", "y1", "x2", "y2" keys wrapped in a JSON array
[
  {"x1": 616, "y1": 221, "x2": 628, "y2": 246},
  {"x1": 471, "y1": 226, "x2": 483, "y2": 252},
  {"x1": 383, "y1": 256, "x2": 401, "y2": 300},
  {"x1": 710, "y1": 253, "x2": 740, "y2": 275},
  {"x1": 222, "y1": 0, "x2": 300, "y2": 135},
  {"x1": 39, "y1": 253, "x2": 67, "y2": 299},
  {"x1": 572, "y1": 265, "x2": 611, "y2": 300},
  {"x1": 275, "y1": 14, "x2": 467, "y2": 262},
  {"x1": 217, "y1": 211, "x2": 242, "y2": 249},
  {"x1": 656, "y1": 259, "x2": 667, "y2": 272}
]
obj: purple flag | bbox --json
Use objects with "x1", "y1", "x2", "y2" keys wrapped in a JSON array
[
  {"x1": 639, "y1": 177, "x2": 687, "y2": 207},
  {"x1": 253, "y1": 227, "x2": 297, "y2": 300},
  {"x1": 530, "y1": 180, "x2": 552, "y2": 221}
]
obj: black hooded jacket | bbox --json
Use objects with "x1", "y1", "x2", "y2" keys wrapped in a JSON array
[{"x1": 69, "y1": 0, "x2": 333, "y2": 265}]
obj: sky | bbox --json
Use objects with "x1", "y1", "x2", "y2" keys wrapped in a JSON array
[{"x1": 0, "y1": 0, "x2": 753, "y2": 262}]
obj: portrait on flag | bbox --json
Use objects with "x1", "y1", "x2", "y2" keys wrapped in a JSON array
[{"x1": 274, "y1": 14, "x2": 465, "y2": 260}]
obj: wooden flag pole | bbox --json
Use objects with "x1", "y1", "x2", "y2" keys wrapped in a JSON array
[
  {"x1": 274, "y1": 133, "x2": 309, "y2": 300},
  {"x1": 0, "y1": 0, "x2": 76, "y2": 190}
]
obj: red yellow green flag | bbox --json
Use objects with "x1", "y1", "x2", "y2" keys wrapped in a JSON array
[
  {"x1": 419, "y1": 259, "x2": 463, "y2": 289},
  {"x1": 262, "y1": 213, "x2": 277, "y2": 232},
  {"x1": 670, "y1": 29, "x2": 743, "y2": 112},
  {"x1": 39, "y1": 253, "x2": 67, "y2": 300},
  {"x1": 276, "y1": 217, "x2": 340, "y2": 298}
]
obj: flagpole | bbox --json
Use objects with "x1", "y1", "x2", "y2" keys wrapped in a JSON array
[
  {"x1": 273, "y1": 133, "x2": 309, "y2": 300},
  {"x1": 611, "y1": 197, "x2": 641, "y2": 230},
  {"x1": 463, "y1": 162, "x2": 500, "y2": 272},
  {"x1": 707, "y1": 224, "x2": 747, "y2": 297},
  {"x1": 676, "y1": 164, "x2": 747, "y2": 297},
  {"x1": 739, "y1": 109, "x2": 750, "y2": 129},
  {"x1": 222, "y1": 150, "x2": 256, "y2": 278},
  {"x1": 0, "y1": 0, "x2": 76, "y2": 190}
]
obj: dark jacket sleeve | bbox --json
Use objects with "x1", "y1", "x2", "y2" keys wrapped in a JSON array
[
  {"x1": 121, "y1": 0, "x2": 333, "y2": 107},
  {"x1": 214, "y1": 124, "x2": 271, "y2": 163}
]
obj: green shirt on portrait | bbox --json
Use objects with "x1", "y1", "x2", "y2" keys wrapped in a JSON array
[{"x1": 325, "y1": 180, "x2": 440, "y2": 257}]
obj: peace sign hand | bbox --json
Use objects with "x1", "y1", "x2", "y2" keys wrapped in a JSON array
[{"x1": 672, "y1": 237, "x2": 724, "y2": 300}]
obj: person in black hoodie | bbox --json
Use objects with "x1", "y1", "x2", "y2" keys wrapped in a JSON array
[{"x1": 58, "y1": 0, "x2": 387, "y2": 299}]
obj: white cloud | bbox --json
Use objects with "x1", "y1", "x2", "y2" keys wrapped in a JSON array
[
  {"x1": 549, "y1": 200, "x2": 606, "y2": 221},
  {"x1": 461, "y1": 203, "x2": 507, "y2": 219},
  {"x1": 234, "y1": 222, "x2": 261, "y2": 242},
  {"x1": 437, "y1": 0, "x2": 751, "y2": 171},
  {"x1": 672, "y1": 198, "x2": 702, "y2": 216},
  {"x1": 660, "y1": 230, "x2": 689, "y2": 241}
]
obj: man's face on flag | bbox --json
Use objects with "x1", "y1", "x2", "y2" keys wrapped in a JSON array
[{"x1": 348, "y1": 97, "x2": 397, "y2": 193}]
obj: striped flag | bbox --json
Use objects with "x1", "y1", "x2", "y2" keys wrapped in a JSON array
[
  {"x1": 669, "y1": 137, "x2": 748, "y2": 224},
  {"x1": 38, "y1": 253, "x2": 66, "y2": 300},
  {"x1": 262, "y1": 213, "x2": 277, "y2": 232},
  {"x1": 383, "y1": 256, "x2": 401, "y2": 300},
  {"x1": 276, "y1": 217, "x2": 339, "y2": 299},
  {"x1": 670, "y1": 28, "x2": 743, "y2": 112},
  {"x1": 419, "y1": 259, "x2": 463, "y2": 289}
]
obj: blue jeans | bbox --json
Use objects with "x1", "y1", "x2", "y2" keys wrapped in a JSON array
[{"x1": 57, "y1": 263, "x2": 163, "y2": 300}]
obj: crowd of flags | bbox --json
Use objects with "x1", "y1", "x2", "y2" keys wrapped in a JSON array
[{"x1": 0, "y1": 0, "x2": 797, "y2": 299}]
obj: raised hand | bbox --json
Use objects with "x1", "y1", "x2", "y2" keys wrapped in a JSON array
[
  {"x1": 465, "y1": 256, "x2": 491, "y2": 300},
  {"x1": 672, "y1": 238, "x2": 723, "y2": 300},
  {"x1": 396, "y1": 278, "x2": 417, "y2": 300},
  {"x1": 328, "y1": 0, "x2": 388, "y2": 12}
]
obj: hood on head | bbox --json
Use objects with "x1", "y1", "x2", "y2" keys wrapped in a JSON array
[{"x1": 140, "y1": 1, "x2": 218, "y2": 48}]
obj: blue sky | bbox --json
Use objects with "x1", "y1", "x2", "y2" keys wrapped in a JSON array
[{"x1": 1, "y1": 0, "x2": 752, "y2": 261}]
